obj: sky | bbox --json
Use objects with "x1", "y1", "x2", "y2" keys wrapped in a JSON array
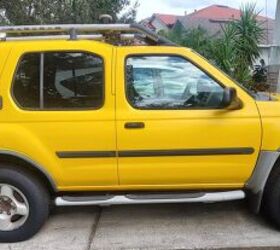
[{"x1": 133, "y1": 0, "x2": 277, "y2": 21}]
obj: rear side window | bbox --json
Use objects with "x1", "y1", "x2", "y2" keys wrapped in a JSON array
[
  {"x1": 13, "y1": 52, "x2": 104, "y2": 110},
  {"x1": 13, "y1": 54, "x2": 40, "y2": 109}
]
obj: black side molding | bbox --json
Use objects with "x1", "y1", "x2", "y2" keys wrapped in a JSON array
[
  {"x1": 118, "y1": 148, "x2": 255, "y2": 157},
  {"x1": 56, "y1": 147, "x2": 254, "y2": 159},
  {"x1": 0, "y1": 96, "x2": 3, "y2": 110},
  {"x1": 56, "y1": 151, "x2": 116, "y2": 158}
]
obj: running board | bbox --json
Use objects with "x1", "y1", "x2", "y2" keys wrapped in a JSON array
[{"x1": 55, "y1": 190, "x2": 245, "y2": 207}]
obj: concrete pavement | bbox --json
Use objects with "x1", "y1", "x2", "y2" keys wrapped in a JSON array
[{"x1": 1, "y1": 201, "x2": 280, "y2": 250}]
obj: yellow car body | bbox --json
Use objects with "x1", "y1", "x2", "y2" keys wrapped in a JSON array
[
  {"x1": 0, "y1": 39, "x2": 276, "y2": 193},
  {"x1": 4, "y1": 23, "x2": 280, "y2": 243}
]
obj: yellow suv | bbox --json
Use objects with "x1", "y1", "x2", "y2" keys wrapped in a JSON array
[{"x1": 0, "y1": 23, "x2": 279, "y2": 242}]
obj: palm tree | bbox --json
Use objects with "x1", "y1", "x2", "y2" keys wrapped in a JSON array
[
  {"x1": 210, "y1": 24, "x2": 237, "y2": 76},
  {"x1": 210, "y1": 3, "x2": 265, "y2": 87},
  {"x1": 165, "y1": 3, "x2": 265, "y2": 89},
  {"x1": 231, "y1": 3, "x2": 265, "y2": 84},
  {"x1": 181, "y1": 27, "x2": 212, "y2": 58}
]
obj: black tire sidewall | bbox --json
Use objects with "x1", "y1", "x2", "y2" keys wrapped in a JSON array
[
  {"x1": 263, "y1": 165, "x2": 280, "y2": 228},
  {"x1": 0, "y1": 167, "x2": 50, "y2": 242}
]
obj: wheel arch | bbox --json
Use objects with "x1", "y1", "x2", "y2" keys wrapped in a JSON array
[
  {"x1": 246, "y1": 150, "x2": 280, "y2": 213},
  {"x1": 0, "y1": 150, "x2": 57, "y2": 194}
]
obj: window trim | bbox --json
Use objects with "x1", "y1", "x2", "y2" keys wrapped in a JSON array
[
  {"x1": 124, "y1": 53, "x2": 231, "y2": 111},
  {"x1": 11, "y1": 50, "x2": 105, "y2": 111}
]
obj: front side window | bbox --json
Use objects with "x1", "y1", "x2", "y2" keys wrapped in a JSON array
[
  {"x1": 126, "y1": 56, "x2": 224, "y2": 109},
  {"x1": 13, "y1": 52, "x2": 104, "y2": 110}
]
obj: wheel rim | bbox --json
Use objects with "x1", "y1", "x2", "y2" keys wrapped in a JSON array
[{"x1": 0, "y1": 184, "x2": 29, "y2": 231}]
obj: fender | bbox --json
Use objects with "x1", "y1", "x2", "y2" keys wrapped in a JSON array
[
  {"x1": 246, "y1": 150, "x2": 280, "y2": 213},
  {"x1": 0, "y1": 149, "x2": 57, "y2": 191}
]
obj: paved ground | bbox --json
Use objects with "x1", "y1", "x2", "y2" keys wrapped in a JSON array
[{"x1": 1, "y1": 201, "x2": 280, "y2": 250}]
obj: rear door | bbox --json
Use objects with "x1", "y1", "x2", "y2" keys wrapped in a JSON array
[{"x1": 2, "y1": 41, "x2": 117, "y2": 190}]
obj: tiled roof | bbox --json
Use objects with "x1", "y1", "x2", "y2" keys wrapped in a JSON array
[
  {"x1": 140, "y1": 13, "x2": 184, "y2": 31},
  {"x1": 188, "y1": 4, "x2": 271, "y2": 22},
  {"x1": 176, "y1": 5, "x2": 274, "y2": 44},
  {"x1": 153, "y1": 13, "x2": 183, "y2": 26},
  {"x1": 189, "y1": 5, "x2": 241, "y2": 19}
]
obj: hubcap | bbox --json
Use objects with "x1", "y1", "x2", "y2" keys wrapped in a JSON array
[{"x1": 0, "y1": 184, "x2": 29, "y2": 231}]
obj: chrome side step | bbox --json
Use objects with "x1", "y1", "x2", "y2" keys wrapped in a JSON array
[{"x1": 55, "y1": 190, "x2": 245, "y2": 207}]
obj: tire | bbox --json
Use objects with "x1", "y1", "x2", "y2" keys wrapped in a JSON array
[
  {"x1": 0, "y1": 165, "x2": 50, "y2": 242},
  {"x1": 262, "y1": 163, "x2": 280, "y2": 228}
]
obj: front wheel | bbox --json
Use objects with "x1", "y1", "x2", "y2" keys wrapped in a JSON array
[
  {"x1": 262, "y1": 163, "x2": 280, "y2": 228},
  {"x1": 0, "y1": 166, "x2": 50, "y2": 242}
]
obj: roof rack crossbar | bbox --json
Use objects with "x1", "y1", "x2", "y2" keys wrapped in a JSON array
[
  {"x1": 4, "y1": 34, "x2": 136, "y2": 42},
  {"x1": 0, "y1": 24, "x2": 131, "y2": 34},
  {"x1": 0, "y1": 23, "x2": 176, "y2": 46}
]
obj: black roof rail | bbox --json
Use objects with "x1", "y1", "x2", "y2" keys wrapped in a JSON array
[{"x1": 0, "y1": 23, "x2": 177, "y2": 46}]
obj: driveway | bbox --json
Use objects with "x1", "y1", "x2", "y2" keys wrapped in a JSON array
[{"x1": 1, "y1": 201, "x2": 280, "y2": 250}]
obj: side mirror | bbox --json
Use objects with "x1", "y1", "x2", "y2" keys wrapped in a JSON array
[{"x1": 221, "y1": 87, "x2": 242, "y2": 110}]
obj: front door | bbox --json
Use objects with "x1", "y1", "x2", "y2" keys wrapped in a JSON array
[{"x1": 116, "y1": 47, "x2": 261, "y2": 190}]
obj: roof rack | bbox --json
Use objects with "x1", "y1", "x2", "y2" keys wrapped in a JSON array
[{"x1": 0, "y1": 23, "x2": 177, "y2": 46}]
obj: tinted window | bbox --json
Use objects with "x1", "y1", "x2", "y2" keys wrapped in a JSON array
[
  {"x1": 126, "y1": 56, "x2": 224, "y2": 109},
  {"x1": 13, "y1": 52, "x2": 104, "y2": 110},
  {"x1": 43, "y1": 53, "x2": 103, "y2": 109},
  {"x1": 13, "y1": 54, "x2": 40, "y2": 108}
]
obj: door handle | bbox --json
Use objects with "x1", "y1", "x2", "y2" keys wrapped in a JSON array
[{"x1": 124, "y1": 122, "x2": 145, "y2": 129}]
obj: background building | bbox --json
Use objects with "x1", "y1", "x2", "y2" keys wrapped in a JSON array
[
  {"x1": 140, "y1": 13, "x2": 184, "y2": 33},
  {"x1": 269, "y1": 0, "x2": 280, "y2": 91},
  {"x1": 174, "y1": 5, "x2": 273, "y2": 44},
  {"x1": 142, "y1": 4, "x2": 276, "y2": 89}
]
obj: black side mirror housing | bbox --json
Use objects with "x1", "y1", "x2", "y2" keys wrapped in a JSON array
[{"x1": 222, "y1": 87, "x2": 242, "y2": 110}]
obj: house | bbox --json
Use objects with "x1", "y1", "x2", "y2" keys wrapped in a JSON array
[
  {"x1": 174, "y1": 5, "x2": 274, "y2": 44},
  {"x1": 265, "y1": 0, "x2": 280, "y2": 91},
  {"x1": 141, "y1": 13, "x2": 184, "y2": 33},
  {"x1": 173, "y1": 5, "x2": 275, "y2": 67}
]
